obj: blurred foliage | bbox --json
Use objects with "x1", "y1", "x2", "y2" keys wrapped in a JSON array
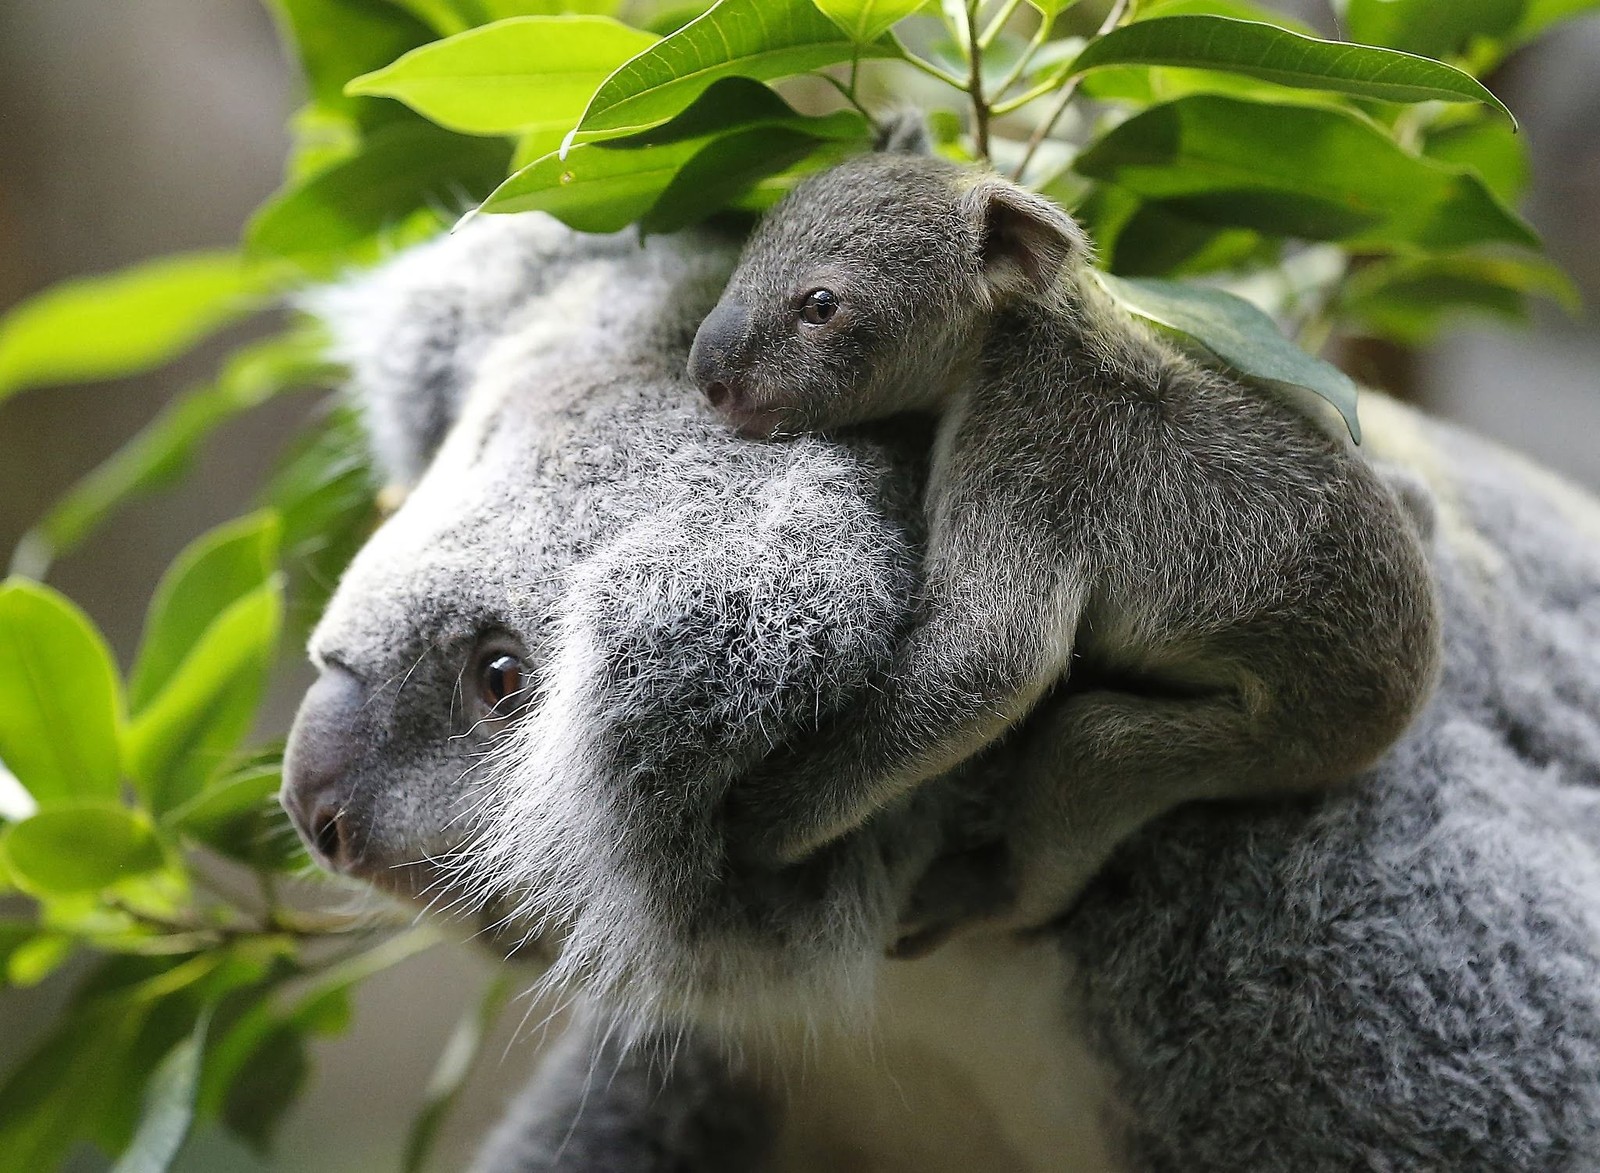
[{"x1": 0, "y1": 0, "x2": 1597, "y2": 1167}]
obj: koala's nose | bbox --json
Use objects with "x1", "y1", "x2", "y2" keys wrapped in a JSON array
[
  {"x1": 688, "y1": 301, "x2": 749, "y2": 408},
  {"x1": 281, "y1": 664, "x2": 370, "y2": 874}
]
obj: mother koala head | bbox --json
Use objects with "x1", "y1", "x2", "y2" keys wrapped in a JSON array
[{"x1": 278, "y1": 214, "x2": 984, "y2": 1030}]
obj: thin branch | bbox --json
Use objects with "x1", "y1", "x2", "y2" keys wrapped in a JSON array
[
  {"x1": 1012, "y1": 0, "x2": 1131, "y2": 180},
  {"x1": 965, "y1": 0, "x2": 991, "y2": 160},
  {"x1": 817, "y1": 69, "x2": 874, "y2": 120}
]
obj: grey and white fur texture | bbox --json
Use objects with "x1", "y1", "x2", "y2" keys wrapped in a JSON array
[
  {"x1": 283, "y1": 211, "x2": 1600, "y2": 1171},
  {"x1": 688, "y1": 153, "x2": 1442, "y2": 935}
]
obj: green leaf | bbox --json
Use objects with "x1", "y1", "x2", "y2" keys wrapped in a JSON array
[
  {"x1": 0, "y1": 580, "x2": 123, "y2": 805},
  {"x1": 1424, "y1": 117, "x2": 1529, "y2": 203},
  {"x1": 0, "y1": 253, "x2": 272, "y2": 402},
  {"x1": 1338, "y1": 0, "x2": 1524, "y2": 59},
  {"x1": 1138, "y1": 0, "x2": 1315, "y2": 31},
  {"x1": 5, "y1": 932, "x2": 73, "y2": 987},
  {"x1": 1513, "y1": 0, "x2": 1600, "y2": 41},
  {"x1": 639, "y1": 129, "x2": 862, "y2": 234},
  {"x1": 811, "y1": 0, "x2": 923, "y2": 42},
  {"x1": 8, "y1": 327, "x2": 336, "y2": 580},
  {"x1": 1094, "y1": 271, "x2": 1362, "y2": 442},
  {"x1": 401, "y1": 972, "x2": 512, "y2": 1173},
  {"x1": 1338, "y1": 252, "x2": 1580, "y2": 344},
  {"x1": 348, "y1": 16, "x2": 658, "y2": 135},
  {"x1": 1073, "y1": 95, "x2": 1538, "y2": 251},
  {"x1": 1068, "y1": 16, "x2": 1514, "y2": 120},
  {"x1": 264, "y1": 0, "x2": 436, "y2": 128},
  {"x1": 109, "y1": 1014, "x2": 207, "y2": 1173},
  {"x1": 248, "y1": 120, "x2": 512, "y2": 271},
  {"x1": 480, "y1": 77, "x2": 868, "y2": 227},
  {"x1": 260, "y1": 405, "x2": 380, "y2": 633},
  {"x1": 569, "y1": 0, "x2": 897, "y2": 141},
  {"x1": 1, "y1": 805, "x2": 166, "y2": 896},
  {"x1": 126, "y1": 580, "x2": 284, "y2": 814},
  {"x1": 164, "y1": 762, "x2": 307, "y2": 872},
  {"x1": 1107, "y1": 200, "x2": 1273, "y2": 276},
  {"x1": 129, "y1": 513, "x2": 282, "y2": 714}
]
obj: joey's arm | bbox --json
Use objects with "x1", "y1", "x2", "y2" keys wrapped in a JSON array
[{"x1": 732, "y1": 496, "x2": 1090, "y2": 863}]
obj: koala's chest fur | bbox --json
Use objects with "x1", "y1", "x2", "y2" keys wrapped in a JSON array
[{"x1": 760, "y1": 934, "x2": 1122, "y2": 1173}]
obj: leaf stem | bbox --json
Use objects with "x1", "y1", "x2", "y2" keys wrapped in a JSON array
[
  {"x1": 897, "y1": 43, "x2": 970, "y2": 90},
  {"x1": 817, "y1": 70, "x2": 875, "y2": 120},
  {"x1": 1012, "y1": 0, "x2": 1131, "y2": 180},
  {"x1": 979, "y1": 0, "x2": 1026, "y2": 49},
  {"x1": 991, "y1": 14, "x2": 1054, "y2": 102}
]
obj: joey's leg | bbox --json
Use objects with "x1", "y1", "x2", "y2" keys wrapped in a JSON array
[
  {"x1": 471, "y1": 1025, "x2": 776, "y2": 1173},
  {"x1": 1002, "y1": 689, "x2": 1344, "y2": 929},
  {"x1": 732, "y1": 533, "x2": 1089, "y2": 864}
]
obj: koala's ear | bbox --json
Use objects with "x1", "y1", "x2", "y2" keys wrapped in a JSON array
[
  {"x1": 964, "y1": 179, "x2": 1088, "y2": 303},
  {"x1": 874, "y1": 110, "x2": 933, "y2": 155}
]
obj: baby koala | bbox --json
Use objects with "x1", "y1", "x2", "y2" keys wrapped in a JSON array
[{"x1": 688, "y1": 152, "x2": 1440, "y2": 929}]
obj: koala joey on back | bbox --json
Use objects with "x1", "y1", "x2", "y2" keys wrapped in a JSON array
[{"x1": 689, "y1": 152, "x2": 1443, "y2": 925}]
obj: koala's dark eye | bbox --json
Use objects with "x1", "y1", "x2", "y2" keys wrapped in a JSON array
[
  {"x1": 479, "y1": 652, "x2": 528, "y2": 714},
  {"x1": 800, "y1": 288, "x2": 838, "y2": 326}
]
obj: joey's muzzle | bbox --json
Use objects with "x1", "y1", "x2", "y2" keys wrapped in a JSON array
[{"x1": 688, "y1": 301, "x2": 750, "y2": 410}]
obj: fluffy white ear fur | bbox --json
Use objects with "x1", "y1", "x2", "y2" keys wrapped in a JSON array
[{"x1": 965, "y1": 179, "x2": 1090, "y2": 303}]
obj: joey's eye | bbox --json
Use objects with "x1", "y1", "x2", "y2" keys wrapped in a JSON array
[
  {"x1": 479, "y1": 653, "x2": 527, "y2": 713},
  {"x1": 800, "y1": 288, "x2": 838, "y2": 325}
]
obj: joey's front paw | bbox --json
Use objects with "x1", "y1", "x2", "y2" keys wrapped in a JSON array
[{"x1": 890, "y1": 841, "x2": 1015, "y2": 959}]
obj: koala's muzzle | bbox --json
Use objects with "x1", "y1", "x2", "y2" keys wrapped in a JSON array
[
  {"x1": 281, "y1": 664, "x2": 374, "y2": 875},
  {"x1": 687, "y1": 301, "x2": 750, "y2": 413}
]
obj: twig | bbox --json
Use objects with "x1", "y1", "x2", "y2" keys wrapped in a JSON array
[
  {"x1": 965, "y1": 0, "x2": 991, "y2": 160},
  {"x1": 1012, "y1": 0, "x2": 1131, "y2": 180}
]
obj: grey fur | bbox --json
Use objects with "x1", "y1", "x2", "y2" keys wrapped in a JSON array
[
  {"x1": 291, "y1": 212, "x2": 1600, "y2": 1171},
  {"x1": 689, "y1": 154, "x2": 1442, "y2": 931}
]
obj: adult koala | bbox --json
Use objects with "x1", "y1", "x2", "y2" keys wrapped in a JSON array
[{"x1": 283, "y1": 212, "x2": 1600, "y2": 1172}]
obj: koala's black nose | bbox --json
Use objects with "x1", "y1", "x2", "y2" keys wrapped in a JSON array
[
  {"x1": 282, "y1": 663, "x2": 370, "y2": 874},
  {"x1": 688, "y1": 301, "x2": 749, "y2": 405}
]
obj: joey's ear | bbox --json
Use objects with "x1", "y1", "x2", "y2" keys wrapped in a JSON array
[
  {"x1": 874, "y1": 110, "x2": 933, "y2": 156},
  {"x1": 964, "y1": 179, "x2": 1089, "y2": 302}
]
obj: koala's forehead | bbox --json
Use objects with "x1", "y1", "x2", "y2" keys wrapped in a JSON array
[{"x1": 738, "y1": 153, "x2": 971, "y2": 286}]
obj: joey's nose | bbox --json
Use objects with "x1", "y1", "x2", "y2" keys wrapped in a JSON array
[
  {"x1": 688, "y1": 302, "x2": 749, "y2": 407},
  {"x1": 282, "y1": 664, "x2": 370, "y2": 874}
]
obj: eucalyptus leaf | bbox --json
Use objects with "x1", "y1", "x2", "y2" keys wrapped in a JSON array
[
  {"x1": 1425, "y1": 118, "x2": 1529, "y2": 203},
  {"x1": 1338, "y1": 0, "x2": 1524, "y2": 58},
  {"x1": 347, "y1": 16, "x2": 658, "y2": 135},
  {"x1": 569, "y1": 0, "x2": 896, "y2": 141},
  {"x1": 264, "y1": 0, "x2": 435, "y2": 127},
  {"x1": 1074, "y1": 95, "x2": 1537, "y2": 251},
  {"x1": 1338, "y1": 253, "x2": 1580, "y2": 344},
  {"x1": 0, "y1": 580, "x2": 123, "y2": 805},
  {"x1": 0, "y1": 805, "x2": 166, "y2": 897},
  {"x1": 249, "y1": 120, "x2": 512, "y2": 271},
  {"x1": 0, "y1": 253, "x2": 272, "y2": 402},
  {"x1": 109, "y1": 1014, "x2": 207, "y2": 1173},
  {"x1": 811, "y1": 0, "x2": 923, "y2": 42},
  {"x1": 1095, "y1": 270, "x2": 1361, "y2": 442},
  {"x1": 480, "y1": 77, "x2": 868, "y2": 226},
  {"x1": 129, "y1": 513, "x2": 282, "y2": 714},
  {"x1": 8, "y1": 328, "x2": 336, "y2": 581},
  {"x1": 259, "y1": 404, "x2": 379, "y2": 632},
  {"x1": 126, "y1": 580, "x2": 284, "y2": 815},
  {"x1": 1068, "y1": 16, "x2": 1514, "y2": 120},
  {"x1": 401, "y1": 972, "x2": 512, "y2": 1173},
  {"x1": 640, "y1": 129, "x2": 858, "y2": 234}
]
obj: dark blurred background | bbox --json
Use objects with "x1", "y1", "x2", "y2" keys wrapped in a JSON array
[{"x1": 1, "y1": 1, "x2": 1597, "y2": 1169}]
